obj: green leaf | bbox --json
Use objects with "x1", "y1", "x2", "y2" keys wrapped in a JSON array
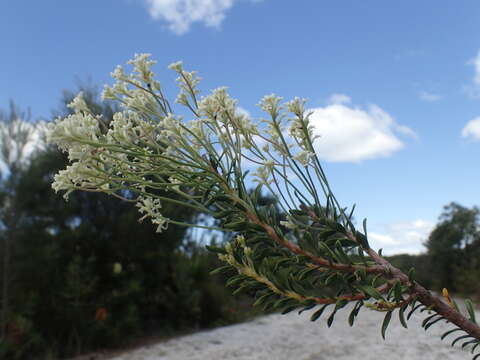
[
  {"x1": 253, "y1": 183, "x2": 263, "y2": 202},
  {"x1": 324, "y1": 272, "x2": 338, "y2": 286},
  {"x1": 422, "y1": 313, "x2": 440, "y2": 328},
  {"x1": 212, "y1": 209, "x2": 235, "y2": 219},
  {"x1": 357, "y1": 247, "x2": 367, "y2": 265},
  {"x1": 226, "y1": 275, "x2": 245, "y2": 288},
  {"x1": 298, "y1": 267, "x2": 319, "y2": 281},
  {"x1": 407, "y1": 303, "x2": 423, "y2": 320},
  {"x1": 424, "y1": 316, "x2": 445, "y2": 330},
  {"x1": 281, "y1": 305, "x2": 298, "y2": 314},
  {"x1": 362, "y1": 218, "x2": 368, "y2": 238},
  {"x1": 223, "y1": 220, "x2": 248, "y2": 231},
  {"x1": 327, "y1": 309, "x2": 337, "y2": 328},
  {"x1": 273, "y1": 297, "x2": 296, "y2": 309},
  {"x1": 348, "y1": 302, "x2": 362, "y2": 327},
  {"x1": 452, "y1": 334, "x2": 471, "y2": 347},
  {"x1": 381, "y1": 311, "x2": 393, "y2": 339},
  {"x1": 298, "y1": 303, "x2": 317, "y2": 315},
  {"x1": 253, "y1": 292, "x2": 275, "y2": 307},
  {"x1": 451, "y1": 299, "x2": 460, "y2": 312},
  {"x1": 471, "y1": 341, "x2": 480, "y2": 354},
  {"x1": 393, "y1": 281, "x2": 402, "y2": 302},
  {"x1": 399, "y1": 304, "x2": 408, "y2": 329},
  {"x1": 441, "y1": 328, "x2": 463, "y2": 341},
  {"x1": 358, "y1": 285, "x2": 383, "y2": 300},
  {"x1": 334, "y1": 240, "x2": 351, "y2": 264},
  {"x1": 289, "y1": 209, "x2": 306, "y2": 216},
  {"x1": 317, "y1": 242, "x2": 337, "y2": 260},
  {"x1": 465, "y1": 299, "x2": 477, "y2": 324},
  {"x1": 209, "y1": 265, "x2": 231, "y2": 275},
  {"x1": 310, "y1": 304, "x2": 329, "y2": 322},
  {"x1": 355, "y1": 231, "x2": 370, "y2": 249},
  {"x1": 206, "y1": 245, "x2": 227, "y2": 254},
  {"x1": 232, "y1": 285, "x2": 247, "y2": 295},
  {"x1": 408, "y1": 268, "x2": 416, "y2": 282},
  {"x1": 335, "y1": 299, "x2": 348, "y2": 310},
  {"x1": 347, "y1": 203, "x2": 356, "y2": 223},
  {"x1": 273, "y1": 258, "x2": 291, "y2": 272},
  {"x1": 462, "y1": 339, "x2": 478, "y2": 349}
]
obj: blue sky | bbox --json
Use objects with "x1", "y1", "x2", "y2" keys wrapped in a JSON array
[{"x1": 1, "y1": 0, "x2": 480, "y2": 254}]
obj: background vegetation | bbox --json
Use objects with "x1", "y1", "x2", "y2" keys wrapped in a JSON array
[
  {"x1": 0, "y1": 88, "x2": 479, "y2": 359},
  {"x1": 0, "y1": 89, "x2": 258, "y2": 359}
]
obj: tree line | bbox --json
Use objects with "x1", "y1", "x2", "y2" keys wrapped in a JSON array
[
  {"x1": 0, "y1": 88, "x2": 258, "y2": 359},
  {"x1": 388, "y1": 202, "x2": 480, "y2": 297}
]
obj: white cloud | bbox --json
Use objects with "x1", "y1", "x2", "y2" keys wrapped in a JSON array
[
  {"x1": 144, "y1": 0, "x2": 258, "y2": 35},
  {"x1": 236, "y1": 106, "x2": 251, "y2": 119},
  {"x1": 418, "y1": 90, "x2": 442, "y2": 102},
  {"x1": 469, "y1": 50, "x2": 480, "y2": 86},
  {"x1": 327, "y1": 93, "x2": 351, "y2": 105},
  {"x1": 369, "y1": 219, "x2": 434, "y2": 255},
  {"x1": 462, "y1": 117, "x2": 480, "y2": 141},
  {"x1": 308, "y1": 95, "x2": 416, "y2": 163},
  {"x1": 464, "y1": 50, "x2": 480, "y2": 98}
]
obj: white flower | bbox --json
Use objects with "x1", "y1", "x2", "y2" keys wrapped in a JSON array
[
  {"x1": 136, "y1": 196, "x2": 170, "y2": 233},
  {"x1": 286, "y1": 97, "x2": 307, "y2": 116},
  {"x1": 264, "y1": 160, "x2": 275, "y2": 170},
  {"x1": 293, "y1": 151, "x2": 314, "y2": 166},
  {"x1": 101, "y1": 85, "x2": 116, "y2": 100},
  {"x1": 168, "y1": 61, "x2": 183, "y2": 73},
  {"x1": 258, "y1": 94, "x2": 283, "y2": 116},
  {"x1": 235, "y1": 235, "x2": 246, "y2": 247},
  {"x1": 52, "y1": 161, "x2": 108, "y2": 200},
  {"x1": 128, "y1": 53, "x2": 157, "y2": 83},
  {"x1": 280, "y1": 217, "x2": 298, "y2": 230},
  {"x1": 47, "y1": 112, "x2": 102, "y2": 161},
  {"x1": 252, "y1": 165, "x2": 273, "y2": 185},
  {"x1": 67, "y1": 92, "x2": 90, "y2": 113},
  {"x1": 111, "y1": 65, "x2": 127, "y2": 81}
]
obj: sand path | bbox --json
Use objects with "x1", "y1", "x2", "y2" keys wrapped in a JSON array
[{"x1": 109, "y1": 305, "x2": 474, "y2": 360}]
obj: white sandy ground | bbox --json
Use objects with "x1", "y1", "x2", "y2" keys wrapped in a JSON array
[{"x1": 107, "y1": 304, "x2": 478, "y2": 360}]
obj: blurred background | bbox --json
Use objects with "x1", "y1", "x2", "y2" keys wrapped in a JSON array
[{"x1": 1, "y1": 0, "x2": 480, "y2": 358}]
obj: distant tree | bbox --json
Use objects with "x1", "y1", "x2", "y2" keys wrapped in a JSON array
[
  {"x1": 387, "y1": 253, "x2": 433, "y2": 290},
  {"x1": 6, "y1": 86, "x2": 243, "y2": 358},
  {"x1": 0, "y1": 101, "x2": 45, "y2": 341},
  {"x1": 424, "y1": 202, "x2": 480, "y2": 292}
]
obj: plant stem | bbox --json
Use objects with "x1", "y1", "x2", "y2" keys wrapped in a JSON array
[{"x1": 366, "y1": 246, "x2": 480, "y2": 340}]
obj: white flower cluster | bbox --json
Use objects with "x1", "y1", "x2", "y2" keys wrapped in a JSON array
[
  {"x1": 136, "y1": 196, "x2": 169, "y2": 233},
  {"x1": 48, "y1": 53, "x2": 325, "y2": 233}
]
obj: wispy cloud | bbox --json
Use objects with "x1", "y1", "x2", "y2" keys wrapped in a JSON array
[
  {"x1": 418, "y1": 90, "x2": 442, "y2": 102},
  {"x1": 461, "y1": 117, "x2": 480, "y2": 141},
  {"x1": 469, "y1": 50, "x2": 480, "y2": 86},
  {"x1": 308, "y1": 95, "x2": 416, "y2": 163},
  {"x1": 369, "y1": 219, "x2": 434, "y2": 255},
  {"x1": 143, "y1": 0, "x2": 258, "y2": 35},
  {"x1": 327, "y1": 93, "x2": 351, "y2": 105},
  {"x1": 464, "y1": 50, "x2": 480, "y2": 98}
]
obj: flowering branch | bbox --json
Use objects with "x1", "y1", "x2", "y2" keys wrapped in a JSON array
[{"x1": 48, "y1": 54, "x2": 480, "y2": 358}]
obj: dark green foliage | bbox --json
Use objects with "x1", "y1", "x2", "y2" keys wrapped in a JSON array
[
  {"x1": 388, "y1": 203, "x2": 480, "y2": 298},
  {"x1": 425, "y1": 203, "x2": 480, "y2": 293},
  {"x1": 381, "y1": 311, "x2": 392, "y2": 339},
  {"x1": 0, "y1": 92, "x2": 256, "y2": 359}
]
